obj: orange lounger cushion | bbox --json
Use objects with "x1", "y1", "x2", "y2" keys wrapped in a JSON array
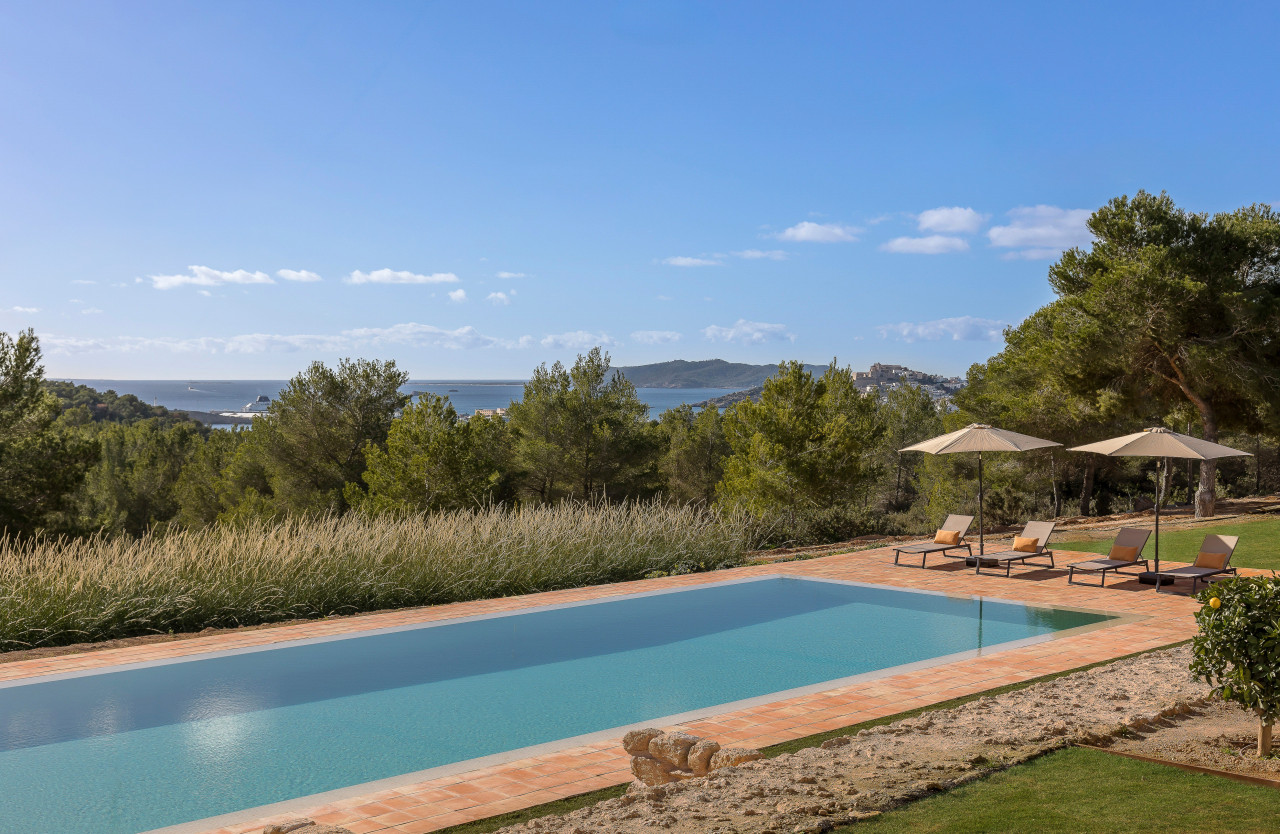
[
  {"x1": 934, "y1": 529, "x2": 961, "y2": 545},
  {"x1": 1012, "y1": 536, "x2": 1040, "y2": 553},
  {"x1": 1194, "y1": 551, "x2": 1229, "y2": 570},
  {"x1": 1108, "y1": 544, "x2": 1141, "y2": 562}
]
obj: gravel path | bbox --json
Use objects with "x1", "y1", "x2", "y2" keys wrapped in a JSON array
[{"x1": 499, "y1": 645, "x2": 1209, "y2": 834}]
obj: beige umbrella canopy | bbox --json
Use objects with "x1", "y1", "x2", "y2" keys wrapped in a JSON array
[
  {"x1": 1069, "y1": 427, "x2": 1251, "y2": 582},
  {"x1": 901, "y1": 424, "x2": 1062, "y2": 554}
]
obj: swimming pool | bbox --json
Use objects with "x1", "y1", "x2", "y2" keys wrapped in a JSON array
[{"x1": 0, "y1": 576, "x2": 1115, "y2": 833}]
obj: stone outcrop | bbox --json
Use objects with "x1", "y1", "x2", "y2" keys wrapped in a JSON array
[
  {"x1": 625, "y1": 729, "x2": 762, "y2": 785},
  {"x1": 263, "y1": 820, "x2": 352, "y2": 834}
]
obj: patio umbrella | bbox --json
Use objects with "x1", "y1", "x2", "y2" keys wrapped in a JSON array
[
  {"x1": 901, "y1": 424, "x2": 1062, "y2": 555},
  {"x1": 1068, "y1": 427, "x2": 1251, "y2": 584}
]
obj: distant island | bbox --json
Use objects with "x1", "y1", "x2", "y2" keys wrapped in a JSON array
[
  {"x1": 692, "y1": 362, "x2": 965, "y2": 408},
  {"x1": 614, "y1": 359, "x2": 825, "y2": 389}
]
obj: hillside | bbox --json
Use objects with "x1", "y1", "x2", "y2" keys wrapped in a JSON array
[{"x1": 615, "y1": 359, "x2": 824, "y2": 389}]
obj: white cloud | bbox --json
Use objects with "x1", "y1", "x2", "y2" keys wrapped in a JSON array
[
  {"x1": 656, "y1": 295, "x2": 673, "y2": 302},
  {"x1": 876, "y1": 316, "x2": 1006, "y2": 342},
  {"x1": 71, "y1": 279, "x2": 96, "y2": 285},
  {"x1": 328, "y1": 323, "x2": 509, "y2": 350},
  {"x1": 662, "y1": 256, "x2": 722, "y2": 267},
  {"x1": 8, "y1": 306, "x2": 39, "y2": 313},
  {"x1": 147, "y1": 266, "x2": 274, "y2": 290},
  {"x1": 448, "y1": 288, "x2": 467, "y2": 302},
  {"x1": 486, "y1": 291, "x2": 512, "y2": 306},
  {"x1": 987, "y1": 206, "x2": 1092, "y2": 258},
  {"x1": 197, "y1": 290, "x2": 212, "y2": 297},
  {"x1": 540, "y1": 331, "x2": 618, "y2": 350},
  {"x1": 631, "y1": 330, "x2": 682, "y2": 344},
  {"x1": 81, "y1": 307, "x2": 104, "y2": 315},
  {"x1": 276, "y1": 269, "x2": 322, "y2": 282},
  {"x1": 40, "y1": 322, "x2": 520, "y2": 356},
  {"x1": 702, "y1": 319, "x2": 795, "y2": 344},
  {"x1": 496, "y1": 271, "x2": 527, "y2": 279},
  {"x1": 775, "y1": 221, "x2": 860, "y2": 243},
  {"x1": 732, "y1": 249, "x2": 787, "y2": 260},
  {"x1": 1000, "y1": 247, "x2": 1068, "y2": 261},
  {"x1": 346, "y1": 269, "x2": 460, "y2": 285},
  {"x1": 917, "y1": 206, "x2": 987, "y2": 234},
  {"x1": 880, "y1": 235, "x2": 970, "y2": 254}
]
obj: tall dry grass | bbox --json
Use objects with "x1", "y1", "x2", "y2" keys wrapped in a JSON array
[{"x1": 0, "y1": 501, "x2": 757, "y2": 651}]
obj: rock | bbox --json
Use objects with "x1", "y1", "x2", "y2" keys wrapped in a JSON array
[
  {"x1": 631, "y1": 755, "x2": 679, "y2": 785},
  {"x1": 687, "y1": 739, "x2": 721, "y2": 776},
  {"x1": 263, "y1": 822, "x2": 317, "y2": 834},
  {"x1": 711, "y1": 747, "x2": 764, "y2": 770},
  {"x1": 820, "y1": 737, "x2": 851, "y2": 750},
  {"x1": 649, "y1": 731, "x2": 700, "y2": 770},
  {"x1": 622, "y1": 727, "x2": 665, "y2": 756},
  {"x1": 263, "y1": 824, "x2": 353, "y2": 834}
]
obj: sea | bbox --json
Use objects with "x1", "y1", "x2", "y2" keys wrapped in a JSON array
[{"x1": 61, "y1": 380, "x2": 739, "y2": 420}]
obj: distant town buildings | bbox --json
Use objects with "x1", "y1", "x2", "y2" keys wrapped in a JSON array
[
  {"x1": 853, "y1": 363, "x2": 964, "y2": 401},
  {"x1": 471, "y1": 407, "x2": 508, "y2": 419}
]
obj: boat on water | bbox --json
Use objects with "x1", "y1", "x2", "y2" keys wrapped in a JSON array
[{"x1": 240, "y1": 394, "x2": 271, "y2": 413}]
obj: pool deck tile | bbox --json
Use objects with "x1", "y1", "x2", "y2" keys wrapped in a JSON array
[{"x1": 3, "y1": 545, "x2": 1245, "y2": 834}]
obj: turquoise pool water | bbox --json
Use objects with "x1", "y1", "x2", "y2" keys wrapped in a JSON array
[{"x1": 0, "y1": 577, "x2": 1112, "y2": 833}]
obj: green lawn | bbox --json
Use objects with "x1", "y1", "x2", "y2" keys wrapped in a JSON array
[
  {"x1": 1056, "y1": 515, "x2": 1280, "y2": 572},
  {"x1": 840, "y1": 747, "x2": 1280, "y2": 834}
]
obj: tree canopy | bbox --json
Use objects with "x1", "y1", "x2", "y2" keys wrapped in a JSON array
[
  {"x1": 718, "y1": 360, "x2": 884, "y2": 518},
  {"x1": 0, "y1": 330, "x2": 97, "y2": 534},
  {"x1": 1043, "y1": 191, "x2": 1280, "y2": 515}
]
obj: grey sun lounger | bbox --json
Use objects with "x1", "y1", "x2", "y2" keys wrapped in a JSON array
[
  {"x1": 892, "y1": 514, "x2": 974, "y2": 567},
  {"x1": 973, "y1": 521, "x2": 1057, "y2": 577},
  {"x1": 1155, "y1": 534, "x2": 1239, "y2": 593},
  {"x1": 1067, "y1": 527, "x2": 1152, "y2": 587}
]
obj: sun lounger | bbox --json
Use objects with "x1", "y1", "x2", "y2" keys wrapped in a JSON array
[
  {"x1": 1155, "y1": 534, "x2": 1239, "y2": 593},
  {"x1": 892, "y1": 514, "x2": 974, "y2": 567},
  {"x1": 973, "y1": 521, "x2": 1056, "y2": 576},
  {"x1": 1067, "y1": 527, "x2": 1151, "y2": 587}
]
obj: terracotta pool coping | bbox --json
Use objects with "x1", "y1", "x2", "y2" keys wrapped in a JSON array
[{"x1": 3, "y1": 547, "x2": 1233, "y2": 834}]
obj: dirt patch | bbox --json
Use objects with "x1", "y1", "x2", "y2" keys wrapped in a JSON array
[
  {"x1": 499, "y1": 645, "x2": 1209, "y2": 834},
  {"x1": 1100, "y1": 698, "x2": 1280, "y2": 780}
]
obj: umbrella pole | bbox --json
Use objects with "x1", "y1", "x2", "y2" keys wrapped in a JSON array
[
  {"x1": 978, "y1": 452, "x2": 985, "y2": 556},
  {"x1": 1154, "y1": 457, "x2": 1163, "y2": 573}
]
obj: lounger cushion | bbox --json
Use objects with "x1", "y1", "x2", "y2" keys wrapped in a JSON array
[
  {"x1": 934, "y1": 529, "x2": 961, "y2": 545},
  {"x1": 1012, "y1": 536, "x2": 1039, "y2": 553},
  {"x1": 1108, "y1": 544, "x2": 1141, "y2": 562},
  {"x1": 1194, "y1": 551, "x2": 1229, "y2": 570}
]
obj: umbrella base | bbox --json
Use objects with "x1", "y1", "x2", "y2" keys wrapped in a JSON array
[{"x1": 1137, "y1": 571, "x2": 1177, "y2": 585}]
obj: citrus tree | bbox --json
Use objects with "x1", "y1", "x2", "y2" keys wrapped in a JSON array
[{"x1": 1189, "y1": 575, "x2": 1280, "y2": 756}]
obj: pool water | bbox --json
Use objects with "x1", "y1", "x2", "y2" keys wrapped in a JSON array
[{"x1": 0, "y1": 577, "x2": 1112, "y2": 833}]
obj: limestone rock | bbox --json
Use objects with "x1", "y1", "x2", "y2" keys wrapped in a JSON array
[
  {"x1": 649, "y1": 731, "x2": 699, "y2": 770},
  {"x1": 263, "y1": 823, "x2": 354, "y2": 834},
  {"x1": 687, "y1": 739, "x2": 721, "y2": 776},
  {"x1": 263, "y1": 822, "x2": 316, "y2": 834},
  {"x1": 622, "y1": 728, "x2": 665, "y2": 756},
  {"x1": 631, "y1": 755, "x2": 679, "y2": 785},
  {"x1": 710, "y1": 747, "x2": 764, "y2": 770}
]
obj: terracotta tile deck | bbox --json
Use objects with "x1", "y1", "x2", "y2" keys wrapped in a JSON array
[{"x1": 3, "y1": 546, "x2": 1240, "y2": 834}]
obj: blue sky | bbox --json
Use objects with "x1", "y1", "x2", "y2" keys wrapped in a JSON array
[{"x1": 2, "y1": 1, "x2": 1277, "y2": 380}]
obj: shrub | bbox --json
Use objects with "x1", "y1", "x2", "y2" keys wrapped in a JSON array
[
  {"x1": 1189, "y1": 575, "x2": 1280, "y2": 756},
  {"x1": 754, "y1": 504, "x2": 894, "y2": 549},
  {"x1": 0, "y1": 500, "x2": 757, "y2": 651}
]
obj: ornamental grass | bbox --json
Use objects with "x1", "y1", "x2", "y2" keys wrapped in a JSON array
[{"x1": 0, "y1": 500, "x2": 757, "y2": 651}]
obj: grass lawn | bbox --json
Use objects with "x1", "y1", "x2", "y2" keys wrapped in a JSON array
[
  {"x1": 840, "y1": 747, "x2": 1280, "y2": 834},
  {"x1": 1056, "y1": 515, "x2": 1280, "y2": 572}
]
